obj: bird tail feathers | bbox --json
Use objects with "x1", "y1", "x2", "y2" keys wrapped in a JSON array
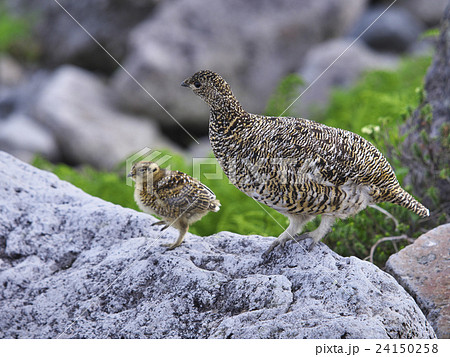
[{"x1": 388, "y1": 187, "x2": 429, "y2": 217}]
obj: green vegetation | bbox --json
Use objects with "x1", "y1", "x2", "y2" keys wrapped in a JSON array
[
  {"x1": 265, "y1": 74, "x2": 304, "y2": 117},
  {"x1": 33, "y1": 54, "x2": 434, "y2": 266},
  {"x1": 311, "y1": 55, "x2": 432, "y2": 137},
  {"x1": 0, "y1": 4, "x2": 37, "y2": 59}
]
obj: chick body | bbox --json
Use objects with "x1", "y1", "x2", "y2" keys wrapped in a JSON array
[{"x1": 129, "y1": 161, "x2": 220, "y2": 250}]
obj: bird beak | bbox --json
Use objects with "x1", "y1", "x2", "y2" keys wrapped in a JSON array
[
  {"x1": 180, "y1": 79, "x2": 189, "y2": 87},
  {"x1": 127, "y1": 172, "x2": 133, "y2": 178}
]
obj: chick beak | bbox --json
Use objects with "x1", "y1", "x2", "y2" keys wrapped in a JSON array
[
  {"x1": 180, "y1": 79, "x2": 190, "y2": 87},
  {"x1": 127, "y1": 172, "x2": 133, "y2": 178}
]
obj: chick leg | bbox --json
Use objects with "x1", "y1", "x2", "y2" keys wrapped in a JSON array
[
  {"x1": 162, "y1": 221, "x2": 189, "y2": 251},
  {"x1": 152, "y1": 220, "x2": 169, "y2": 231}
]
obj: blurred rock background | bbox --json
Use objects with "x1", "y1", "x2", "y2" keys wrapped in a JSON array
[{"x1": 0, "y1": 0, "x2": 447, "y2": 168}]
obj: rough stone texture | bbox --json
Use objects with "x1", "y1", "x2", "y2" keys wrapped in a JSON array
[
  {"x1": 349, "y1": 5, "x2": 424, "y2": 53},
  {"x1": 0, "y1": 151, "x2": 436, "y2": 338},
  {"x1": 386, "y1": 224, "x2": 450, "y2": 339},
  {"x1": 112, "y1": 0, "x2": 367, "y2": 126},
  {"x1": 4, "y1": 0, "x2": 161, "y2": 72},
  {"x1": 34, "y1": 65, "x2": 178, "y2": 169},
  {"x1": 294, "y1": 39, "x2": 398, "y2": 116}
]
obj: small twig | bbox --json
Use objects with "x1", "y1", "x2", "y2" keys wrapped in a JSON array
[
  {"x1": 368, "y1": 204, "x2": 399, "y2": 229},
  {"x1": 366, "y1": 234, "x2": 415, "y2": 263}
]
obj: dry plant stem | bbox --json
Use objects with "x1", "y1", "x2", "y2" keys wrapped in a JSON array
[
  {"x1": 367, "y1": 234, "x2": 414, "y2": 263},
  {"x1": 369, "y1": 204, "x2": 399, "y2": 229}
]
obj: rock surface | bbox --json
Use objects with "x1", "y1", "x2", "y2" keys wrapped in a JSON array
[
  {"x1": 112, "y1": 0, "x2": 367, "y2": 126},
  {"x1": 0, "y1": 151, "x2": 436, "y2": 338},
  {"x1": 4, "y1": 0, "x2": 160, "y2": 72},
  {"x1": 386, "y1": 224, "x2": 450, "y2": 339},
  {"x1": 0, "y1": 113, "x2": 58, "y2": 162},
  {"x1": 34, "y1": 65, "x2": 178, "y2": 169},
  {"x1": 349, "y1": 5, "x2": 424, "y2": 53},
  {"x1": 399, "y1": 0, "x2": 448, "y2": 27}
]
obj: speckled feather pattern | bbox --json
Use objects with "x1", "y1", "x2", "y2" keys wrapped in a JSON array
[
  {"x1": 136, "y1": 169, "x2": 219, "y2": 222},
  {"x1": 138, "y1": 170, "x2": 219, "y2": 220},
  {"x1": 129, "y1": 161, "x2": 220, "y2": 250}
]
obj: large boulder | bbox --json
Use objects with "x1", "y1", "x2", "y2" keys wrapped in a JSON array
[
  {"x1": 0, "y1": 151, "x2": 436, "y2": 338},
  {"x1": 386, "y1": 224, "x2": 450, "y2": 339},
  {"x1": 4, "y1": 0, "x2": 162, "y2": 72},
  {"x1": 112, "y1": 0, "x2": 368, "y2": 128},
  {"x1": 33, "y1": 65, "x2": 178, "y2": 169},
  {"x1": 348, "y1": 5, "x2": 424, "y2": 53},
  {"x1": 399, "y1": 0, "x2": 448, "y2": 27},
  {"x1": 0, "y1": 112, "x2": 58, "y2": 162}
]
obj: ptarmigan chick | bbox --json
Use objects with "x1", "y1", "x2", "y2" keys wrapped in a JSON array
[
  {"x1": 181, "y1": 70, "x2": 430, "y2": 257},
  {"x1": 128, "y1": 161, "x2": 220, "y2": 250}
]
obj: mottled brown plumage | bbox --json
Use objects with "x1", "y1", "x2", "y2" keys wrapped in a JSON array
[
  {"x1": 128, "y1": 161, "x2": 220, "y2": 250},
  {"x1": 181, "y1": 70, "x2": 429, "y2": 256}
]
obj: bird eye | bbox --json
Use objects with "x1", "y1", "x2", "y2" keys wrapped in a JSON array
[
  {"x1": 152, "y1": 168, "x2": 158, "y2": 172},
  {"x1": 139, "y1": 168, "x2": 146, "y2": 173},
  {"x1": 194, "y1": 81, "x2": 202, "y2": 88}
]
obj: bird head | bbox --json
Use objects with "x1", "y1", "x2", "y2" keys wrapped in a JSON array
[
  {"x1": 128, "y1": 161, "x2": 161, "y2": 188},
  {"x1": 181, "y1": 70, "x2": 238, "y2": 110}
]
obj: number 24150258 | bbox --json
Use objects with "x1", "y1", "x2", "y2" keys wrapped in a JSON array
[{"x1": 376, "y1": 344, "x2": 438, "y2": 354}]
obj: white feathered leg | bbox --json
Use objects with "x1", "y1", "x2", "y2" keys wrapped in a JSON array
[{"x1": 262, "y1": 214, "x2": 313, "y2": 258}]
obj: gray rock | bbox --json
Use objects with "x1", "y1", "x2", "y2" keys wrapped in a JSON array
[
  {"x1": 4, "y1": 0, "x2": 162, "y2": 72},
  {"x1": 349, "y1": 6, "x2": 425, "y2": 53},
  {"x1": 0, "y1": 151, "x2": 436, "y2": 338},
  {"x1": 112, "y1": 0, "x2": 367, "y2": 127},
  {"x1": 34, "y1": 65, "x2": 178, "y2": 169},
  {"x1": 386, "y1": 224, "x2": 450, "y2": 339},
  {"x1": 0, "y1": 113, "x2": 58, "y2": 162},
  {"x1": 0, "y1": 56, "x2": 25, "y2": 88},
  {"x1": 294, "y1": 39, "x2": 398, "y2": 117},
  {"x1": 399, "y1": 0, "x2": 448, "y2": 27},
  {"x1": 0, "y1": 69, "x2": 50, "y2": 120}
]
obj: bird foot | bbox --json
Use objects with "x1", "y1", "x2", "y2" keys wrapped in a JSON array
[
  {"x1": 293, "y1": 233, "x2": 317, "y2": 252},
  {"x1": 261, "y1": 236, "x2": 292, "y2": 260},
  {"x1": 151, "y1": 221, "x2": 169, "y2": 231},
  {"x1": 161, "y1": 242, "x2": 179, "y2": 251}
]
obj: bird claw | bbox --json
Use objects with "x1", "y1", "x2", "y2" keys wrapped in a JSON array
[
  {"x1": 161, "y1": 243, "x2": 178, "y2": 251},
  {"x1": 151, "y1": 221, "x2": 169, "y2": 231},
  {"x1": 308, "y1": 241, "x2": 317, "y2": 252},
  {"x1": 293, "y1": 233, "x2": 317, "y2": 251},
  {"x1": 261, "y1": 236, "x2": 292, "y2": 259}
]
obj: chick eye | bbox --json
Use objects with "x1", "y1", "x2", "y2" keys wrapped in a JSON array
[
  {"x1": 152, "y1": 168, "x2": 158, "y2": 172},
  {"x1": 194, "y1": 81, "x2": 202, "y2": 88},
  {"x1": 139, "y1": 168, "x2": 146, "y2": 173}
]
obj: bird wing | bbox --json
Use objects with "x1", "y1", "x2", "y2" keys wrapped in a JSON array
[
  {"x1": 155, "y1": 172, "x2": 216, "y2": 213},
  {"x1": 283, "y1": 118, "x2": 397, "y2": 189}
]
